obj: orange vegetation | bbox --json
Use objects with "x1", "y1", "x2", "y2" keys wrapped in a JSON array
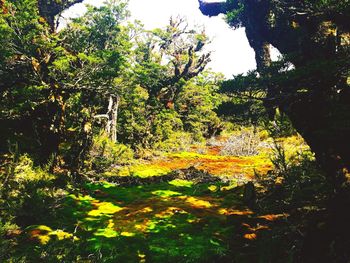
[
  {"x1": 242, "y1": 223, "x2": 269, "y2": 232},
  {"x1": 129, "y1": 152, "x2": 272, "y2": 179},
  {"x1": 218, "y1": 208, "x2": 254, "y2": 216},
  {"x1": 243, "y1": 233, "x2": 257, "y2": 240},
  {"x1": 258, "y1": 213, "x2": 290, "y2": 221}
]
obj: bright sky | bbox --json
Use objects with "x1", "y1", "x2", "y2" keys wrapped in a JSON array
[{"x1": 62, "y1": 0, "x2": 259, "y2": 78}]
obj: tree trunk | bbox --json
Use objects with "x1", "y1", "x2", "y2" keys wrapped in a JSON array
[
  {"x1": 95, "y1": 94, "x2": 119, "y2": 143},
  {"x1": 107, "y1": 94, "x2": 119, "y2": 143}
]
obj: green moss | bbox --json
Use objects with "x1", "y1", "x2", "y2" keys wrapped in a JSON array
[
  {"x1": 168, "y1": 179, "x2": 194, "y2": 188},
  {"x1": 88, "y1": 202, "x2": 124, "y2": 217},
  {"x1": 117, "y1": 164, "x2": 171, "y2": 178},
  {"x1": 151, "y1": 190, "x2": 182, "y2": 198},
  {"x1": 169, "y1": 151, "x2": 225, "y2": 160},
  {"x1": 94, "y1": 228, "x2": 118, "y2": 238}
]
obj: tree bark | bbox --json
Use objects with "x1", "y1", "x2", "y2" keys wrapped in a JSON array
[
  {"x1": 38, "y1": 0, "x2": 84, "y2": 32},
  {"x1": 107, "y1": 94, "x2": 119, "y2": 143},
  {"x1": 94, "y1": 94, "x2": 120, "y2": 143}
]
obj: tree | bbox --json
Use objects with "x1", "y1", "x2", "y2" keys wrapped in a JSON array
[
  {"x1": 118, "y1": 17, "x2": 215, "y2": 147},
  {"x1": 177, "y1": 71, "x2": 224, "y2": 139},
  {"x1": 0, "y1": 0, "x2": 131, "y2": 169},
  {"x1": 134, "y1": 16, "x2": 211, "y2": 108},
  {"x1": 199, "y1": 0, "x2": 350, "y2": 187},
  {"x1": 0, "y1": 0, "x2": 65, "y2": 163},
  {"x1": 199, "y1": 0, "x2": 350, "y2": 261},
  {"x1": 37, "y1": 0, "x2": 84, "y2": 31}
]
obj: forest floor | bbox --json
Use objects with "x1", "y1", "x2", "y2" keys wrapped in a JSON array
[{"x1": 7, "y1": 135, "x2": 314, "y2": 262}]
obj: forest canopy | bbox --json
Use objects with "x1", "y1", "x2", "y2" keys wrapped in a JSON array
[{"x1": 0, "y1": 0, "x2": 224, "y2": 169}]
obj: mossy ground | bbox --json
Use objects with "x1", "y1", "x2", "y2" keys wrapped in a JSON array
[
  {"x1": 19, "y1": 179, "x2": 289, "y2": 262},
  {"x1": 7, "y1": 135, "x2": 309, "y2": 262},
  {"x1": 107, "y1": 142, "x2": 274, "y2": 179}
]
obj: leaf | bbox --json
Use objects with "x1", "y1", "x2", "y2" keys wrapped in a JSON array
[
  {"x1": 243, "y1": 233, "x2": 257, "y2": 240},
  {"x1": 218, "y1": 208, "x2": 253, "y2": 216},
  {"x1": 31, "y1": 57, "x2": 40, "y2": 72},
  {"x1": 208, "y1": 185, "x2": 218, "y2": 192},
  {"x1": 84, "y1": 122, "x2": 92, "y2": 132},
  {"x1": 39, "y1": 17, "x2": 46, "y2": 24},
  {"x1": 121, "y1": 231, "x2": 135, "y2": 237},
  {"x1": 258, "y1": 213, "x2": 289, "y2": 221},
  {"x1": 242, "y1": 223, "x2": 269, "y2": 231},
  {"x1": 210, "y1": 239, "x2": 221, "y2": 246}
]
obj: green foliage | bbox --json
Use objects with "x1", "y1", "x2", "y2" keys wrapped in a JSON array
[
  {"x1": 13, "y1": 155, "x2": 54, "y2": 182},
  {"x1": 1, "y1": 0, "x2": 225, "y2": 171},
  {"x1": 115, "y1": 17, "x2": 221, "y2": 150},
  {"x1": 268, "y1": 135, "x2": 315, "y2": 180},
  {"x1": 118, "y1": 85, "x2": 150, "y2": 145},
  {"x1": 269, "y1": 140, "x2": 289, "y2": 176},
  {"x1": 225, "y1": 1, "x2": 245, "y2": 28},
  {"x1": 0, "y1": 154, "x2": 55, "y2": 201},
  {"x1": 265, "y1": 109, "x2": 296, "y2": 138},
  {"x1": 219, "y1": 72, "x2": 267, "y2": 126},
  {"x1": 304, "y1": 0, "x2": 350, "y2": 12},
  {"x1": 0, "y1": 220, "x2": 21, "y2": 261},
  {"x1": 60, "y1": 0, "x2": 131, "y2": 83},
  {"x1": 154, "y1": 131, "x2": 192, "y2": 153},
  {"x1": 0, "y1": 0, "x2": 134, "y2": 168},
  {"x1": 123, "y1": 69, "x2": 224, "y2": 149},
  {"x1": 178, "y1": 73, "x2": 224, "y2": 139},
  {"x1": 0, "y1": 0, "x2": 52, "y2": 118},
  {"x1": 89, "y1": 131, "x2": 134, "y2": 171},
  {"x1": 223, "y1": 0, "x2": 350, "y2": 195},
  {"x1": 151, "y1": 110, "x2": 183, "y2": 142},
  {"x1": 0, "y1": 154, "x2": 58, "y2": 261}
]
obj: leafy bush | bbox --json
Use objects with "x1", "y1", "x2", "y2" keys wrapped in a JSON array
[
  {"x1": 265, "y1": 109, "x2": 296, "y2": 138},
  {"x1": 151, "y1": 110, "x2": 183, "y2": 145},
  {"x1": 0, "y1": 154, "x2": 54, "y2": 200},
  {"x1": 13, "y1": 155, "x2": 54, "y2": 183},
  {"x1": 269, "y1": 140, "x2": 289, "y2": 176},
  {"x1": 90, "y1": 132, "x2": 134, "y2": 171},
  {"x1": 269, "y1": 135, "x2": 314, "y2": 176},
  {"x1": 0, "y1": 220, "x2": 21, "y2": 261},
  {"x1": 0, "y1": 154, "x2": 57, "y2": 236},
  {"x1": 154, "y1": 131, "x2": 192, "y2": 153}
]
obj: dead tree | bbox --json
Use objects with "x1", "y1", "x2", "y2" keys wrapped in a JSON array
[{"x1": 94, "y1": 94, "x2": 120, "y2": 143}]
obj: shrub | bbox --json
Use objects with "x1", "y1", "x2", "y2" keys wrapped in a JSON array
[
  {"x1": 0, "y1": 154, "x2": 57, "y2": 233},
  {"x1": 269, "y1": 135, "x2": 314, "y2": 177},
  {"x1": 269, "y1": 140, "x2": 289, "y2": 176},
  {"x1": 154, "y1": 131, "x2": 192, "y2": 153},
  {"x1": 265, "y1": 109, "x2": 296, "y2": 138},
  {"x1": 0, "y1": 220, "x2": 21, "y2": 261},
  {"x1": 220, "y1": 128, "x2": 261, "y2": 156},
  {"x1": 90, "y1": 132, "x2": 134, "y2": 171},
  {"x1": 151, "y1": 110, "x2": 183, "y2": 145},
  {"x1": 1, "y1": 154, "x2": 54, "y2": 200}
]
